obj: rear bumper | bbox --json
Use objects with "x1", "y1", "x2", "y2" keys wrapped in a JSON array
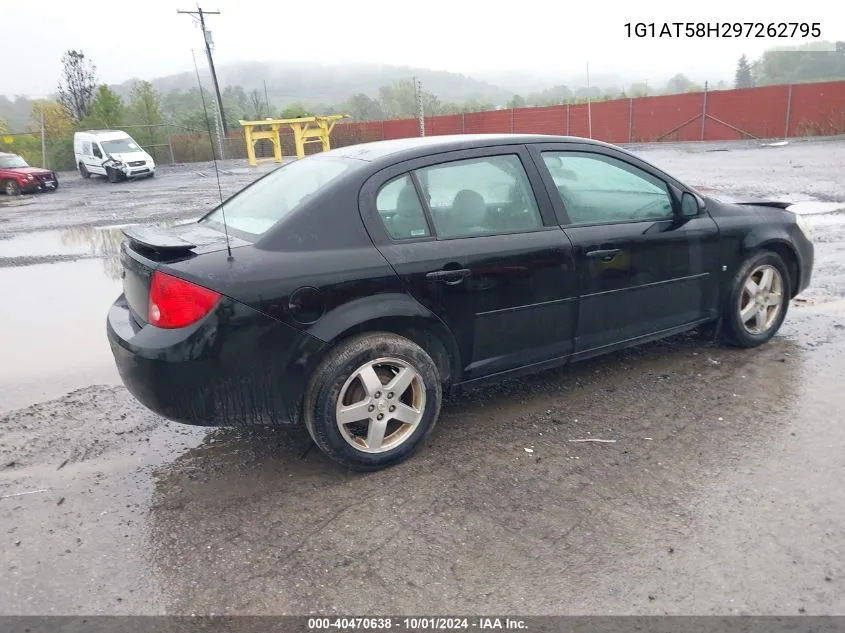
[{"x1": 107, "y1": 294, "x2": 327, "y2": 426}]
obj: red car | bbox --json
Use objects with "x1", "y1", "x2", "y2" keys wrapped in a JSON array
[{"x1": 0, "y1": 152, "x2": 58, "y2": 195}]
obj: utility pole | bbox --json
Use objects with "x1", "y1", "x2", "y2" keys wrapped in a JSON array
[
  {"x1": 414, "y1": 76, "x2": 425, "y2": 137},
  {"x1": 40, "y1": 110, "x2": 47, "y2": 169},
  {"x1": 178, "y1": 6, "x2": 228, "y2": 148},
  {"x1": 586, "y1": 61, "x2": 593, "y2": 139},
  {"x1": 192, "y1": 49, "x2": 225, "y2": 161}
]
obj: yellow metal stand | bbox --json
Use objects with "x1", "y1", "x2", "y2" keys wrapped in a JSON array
[{"x1": 239, "y1": 115, "x2": 349, "y2": 166}]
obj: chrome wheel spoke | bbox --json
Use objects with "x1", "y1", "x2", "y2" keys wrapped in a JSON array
[
  {"x1": 766, "y1": 292, "x2": 782, "y2": 306},
  {"x1": 366, "y1": 417, "x2": 389, "y2": 451},
  {"x1": 744, "y1": 278, "x2": 759, "y2": 297},
  {"x1": 740, "y1": 302, "x2": 757, "y2": 323},
  {"x1": 336, "y1": 400, "x2": 372, "y2": 426},
  {"x1": 758, "y1": 267, "x2": 774, "y2": 292},
  {"x1": 357, "y1": 365, "x2": 384, "y2": 398},
  {"x1": 391, "y1": 403, "x2": 420, "y2": 425},
  {"x1": 754, "y1": 309, "x2": 766, "y2": 330},
  {"x1": 386, "y1": 367, "x2": 415, "y2": 398}
]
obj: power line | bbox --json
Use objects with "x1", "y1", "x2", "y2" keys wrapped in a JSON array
[{"x1": 177, "y1": 6, "x2": 228, "y2": 145}]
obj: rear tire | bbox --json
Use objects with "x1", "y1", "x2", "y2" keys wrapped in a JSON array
[
  {"x1": 721, "y1": 251, "x2": 791, "y2": 348},
  {"x1": 303, "y1": 333, "x2": 442, "y2": 471},
  {"x1": 79, "y1": 163, "x2": 90, "y2": 179},
  {"x1": 4, "y1": 180, "x2": 20, "y2": 196}
]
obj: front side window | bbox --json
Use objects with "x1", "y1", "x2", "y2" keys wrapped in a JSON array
[
  {"x1": 201, "y1": 155, "x2": 354, "y2": 237},
  {"x1": 542, "y1": 152, "x2": 673, "y2": 225},
  {"x1": 375, "y1": 174, "x2": 430, "y2": 240},
  {"x1": 414, "y1": 155, "x2": 542, "y2": 238}
]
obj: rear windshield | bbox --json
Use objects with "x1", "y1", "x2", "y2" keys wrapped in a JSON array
[{"x1": 200, "y1": 155, "x2": 354, "y2": 238}]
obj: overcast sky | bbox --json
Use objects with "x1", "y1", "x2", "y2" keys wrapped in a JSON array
[{"x1": 3, "y1": 0, "x2": 843, "y2": 96}]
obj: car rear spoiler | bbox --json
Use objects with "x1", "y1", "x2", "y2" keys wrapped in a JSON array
[{"x1": 122, "y1": 225, "x2": 198, "y2": 253}]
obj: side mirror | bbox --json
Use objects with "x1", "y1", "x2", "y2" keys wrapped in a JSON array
[{"x1": 680, "y1": 191, "x2": 701, "y2": 217}]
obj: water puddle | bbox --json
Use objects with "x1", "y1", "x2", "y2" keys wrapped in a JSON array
[
  {"x1": 0, "y1": 218, "x2": 200, "y2": 262},
  {"x1": 0, "y1": 259, "x2": 123, "y2": 410}
]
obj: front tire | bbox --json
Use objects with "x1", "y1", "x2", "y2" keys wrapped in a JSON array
[
  {"x1": 106, "y1": 167, "x2": 119, "y2": 183},
  {"x1": 722, "y1": 251, "x2": 790, "y2": 348},
  {"x1": 303, "y1": 333, "x2": 442, "y2": 471},
  {"x1": 4, "y1": 180, "x2": 20, "y2": 196}
]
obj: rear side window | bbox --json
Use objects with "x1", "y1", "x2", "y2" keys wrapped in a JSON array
[
  {"x1": 375, "y1": 175, "x2": 430, "y2": 240},
  {"x1": 200, "y1": 155, "x2": 353, "y2": 237},
  {"x1": 414, "y1": 155, "x2": 543, "y2": 238}
]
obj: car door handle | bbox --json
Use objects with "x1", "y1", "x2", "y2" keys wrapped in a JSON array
[
  {"x1": 425, "y1": 268, "x2": 472, "y2": 284},
  {"x1": 585, "y1": 248, "x2": 621, "y2": 261}
]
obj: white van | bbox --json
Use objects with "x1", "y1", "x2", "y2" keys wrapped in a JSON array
[{"x1": 73, "y1": 130, "x2": 156, "y2": 182}]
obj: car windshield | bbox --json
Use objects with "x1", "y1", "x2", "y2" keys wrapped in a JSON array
[
  {"x1": 0, "y1": 155, "x2": 29, "y2": 168},
  {"x1": 101, "y1": 138, "x2": 143, "y2": 154},
  {"x1": 200, "y1": 156, "x2": 354, "y2": 237}
]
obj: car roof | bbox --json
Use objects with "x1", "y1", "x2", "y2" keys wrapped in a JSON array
[
  {"x1": 76, "y1": 130, "x2": 131, "y2": 139},
  {"x1": 326, "y1": 133, "x2": 616, "y2": 164}
]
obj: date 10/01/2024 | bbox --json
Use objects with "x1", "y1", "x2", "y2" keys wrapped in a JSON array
[{"x1": 625, "y1": 22, "x2": 822, "y2": 38}]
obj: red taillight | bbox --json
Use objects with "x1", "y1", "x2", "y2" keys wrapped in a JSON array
[{"x1": 148, "y1": 270, "x2": 221, "y2": 329}]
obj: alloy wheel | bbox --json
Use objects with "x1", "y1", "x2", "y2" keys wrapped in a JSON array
[
  {"x1": 739, "y1": 264, "x2": 784, "y2": 334},
  {"x1": 335, "y1": 357, "x2": 426, "y2": 454}
]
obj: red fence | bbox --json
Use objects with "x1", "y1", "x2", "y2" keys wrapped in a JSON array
[
  {"x1": 331, "y1": 81, "x2": 845, "y2": 147},
  {"x1": 167, "y1": 81, "x2": 845, "y2": 163}
]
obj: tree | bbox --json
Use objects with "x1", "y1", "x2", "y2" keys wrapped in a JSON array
[
  {"x1": 735, "y1": 54, "x2": 754, "y2": 88},
  {"x1": 506, "y1": 94, "x2": 526, "y2": 109},
  {"x1": 629, "y1": 82, "x2": 650, "y2": 97},
  {"x1": 248, "y1": 89, "x2": 268, "y2": 120},
  {"x1": 342, "y1": 93, "x2": 383, "y2": 121},
  {"x1": 30, "y1": 101, "x2": 75, "y2": 169},
  {"x1": 665, "y1": 73, "x2": 693, "y2": 94},
  {"x1": 127, "y1": 81, "x2": 165, "y2": 151},
  {"x1": 280, "y1": 102, "x2": 313, "y2": 119},
  {"x1": 57, "y1": 50, "x2": 98, "y2": 120},
  {"x1": 222, "y1": 85, "x2": 250, "y2": 127},
  {"x1": 752, "y1": 41, "x2": 844, "y2": 86},
  {"x1": 86, "y1": 85, "x2": 125, "y2": 128},
  {"x1": 378, "y1": 80, "x2": 436, "y2": 118},
  {"x1": 460, "y1": 99, "x2": 494, "y2": 113}
]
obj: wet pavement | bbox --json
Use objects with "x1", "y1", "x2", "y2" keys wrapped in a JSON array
[{"x1": 1, "y1": 140, "x2": 844, "y2": 615}]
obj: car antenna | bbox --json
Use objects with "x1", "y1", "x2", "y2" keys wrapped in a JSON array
[{"x1": 192, "y1": 49, "x2": 233, "y2": 261}]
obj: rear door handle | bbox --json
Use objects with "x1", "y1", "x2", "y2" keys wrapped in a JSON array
[
  {"x1": 586, "y1": 248, "x2": 621, "y2": 262},
  {"x1": 425, "y1": 268, "x2": 472, "y2": 284}
]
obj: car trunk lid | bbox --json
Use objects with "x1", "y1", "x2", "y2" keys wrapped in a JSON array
[{"x1": 119, "y1": 222, "x2": 251, "y2": 326}]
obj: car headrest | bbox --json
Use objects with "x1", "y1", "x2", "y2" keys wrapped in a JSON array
[{"x1": 451, "y1": 189, "x2": 486, "y2": 228}]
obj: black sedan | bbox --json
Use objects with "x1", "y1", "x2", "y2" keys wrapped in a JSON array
[{"x1": 107, "y1": 134, "x2": 814, "y2": 470}]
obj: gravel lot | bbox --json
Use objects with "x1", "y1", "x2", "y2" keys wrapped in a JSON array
[{"x1": 1, "y1": 138, "x2": 844, "y2": 615}]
